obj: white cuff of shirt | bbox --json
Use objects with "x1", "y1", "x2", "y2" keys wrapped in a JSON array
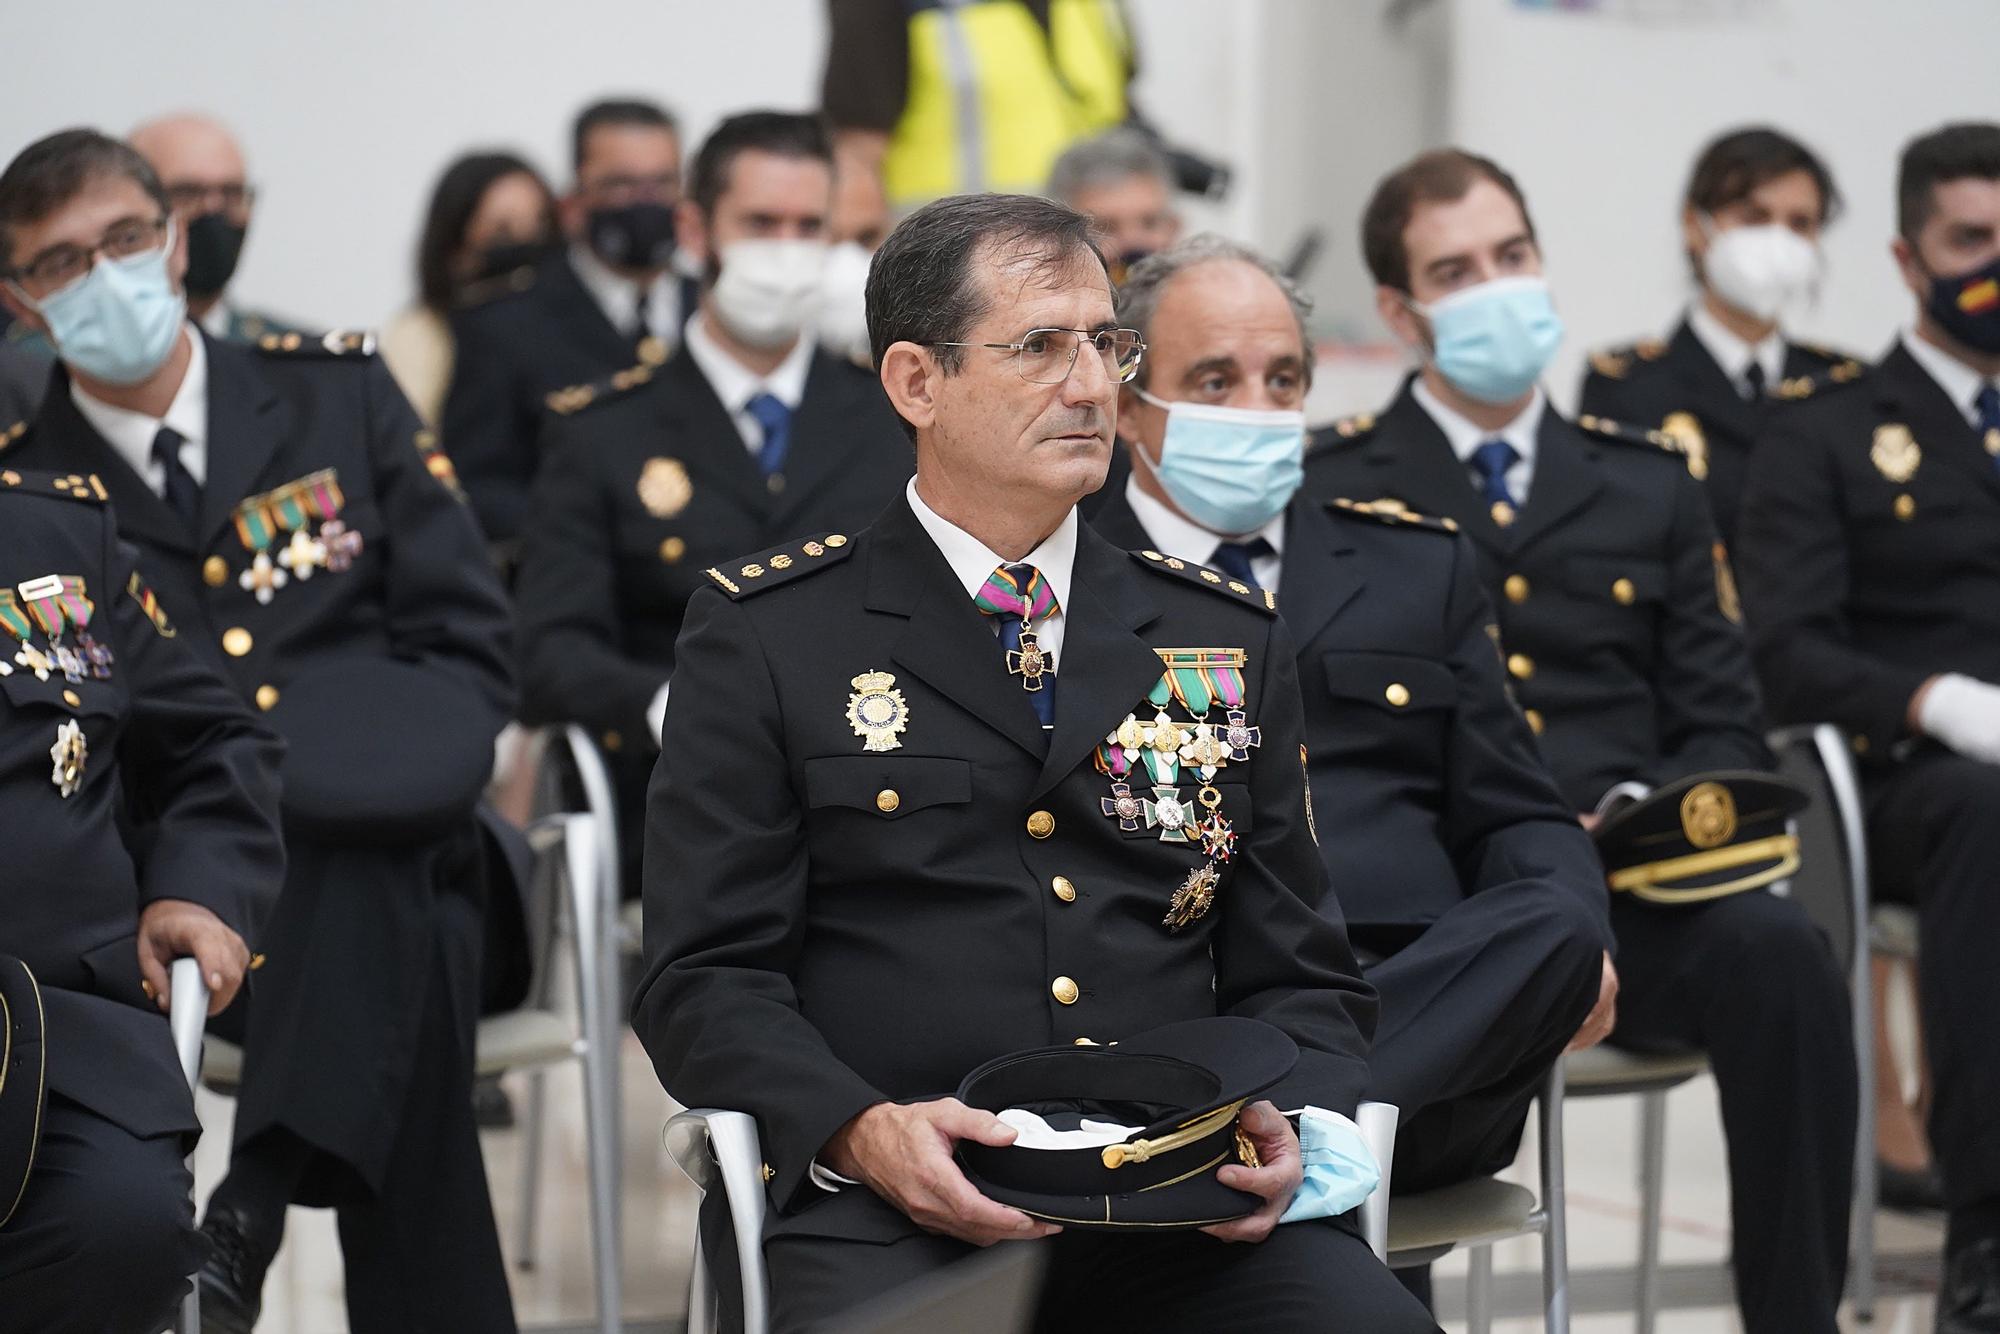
[
  {"x1": 808, "y1": 1159, "x2": 858, "y2": 1192},
  {"x1": 646, "y1": 680, "x2": 672, "y2": 748}
]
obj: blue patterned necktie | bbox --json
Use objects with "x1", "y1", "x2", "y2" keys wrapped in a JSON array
[
  {"x1": 974, "y1": 563, "x2": 1058, "y2": 727},
  {"x1": 746, "y1": 392, "x2": 792, "y2": 480},
  {"x1": 1210, "y1": 538, "x2": 1273, "y2": 589}
]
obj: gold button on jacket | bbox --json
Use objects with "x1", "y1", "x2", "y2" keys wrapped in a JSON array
[
  {"x1": 1026, "y1": 810, "x2": 1055, "y2": 839},
  {"x1": 1051, "y1": 976, "x2": 1080, "y2": 1005}
]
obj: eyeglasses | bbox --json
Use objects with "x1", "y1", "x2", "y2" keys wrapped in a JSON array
[
  {"x1": 931, "y1": 327, "x2": 1147, "y2": 385},
  {"x1": 7, "y1": 215, "x2": 170, "y2": 295},
  {"x1": 165, "y1": 182, "x2": 256, "y2": 217}
]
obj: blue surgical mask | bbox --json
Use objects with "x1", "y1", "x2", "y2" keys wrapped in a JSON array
[
  {"x1": 33, "y1": 220, "x2": 188, "y2": 385},
  {"x1": 1132, "y1": 388, "x2": 1305, "y2": 536},
  {"x1": 1409, "y1": 275, "x2": 1563, "y2": 404}
]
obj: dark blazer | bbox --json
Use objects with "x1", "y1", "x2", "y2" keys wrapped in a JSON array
[
  {"x1": 516, "y1": 346, "x2": 912, "y2": 749},
  {"x1": 1577, "y1": 320, "x2": 1859, "y2": 548},
  {"x1": 442, "y1": 254, "x2": 693, "y2": 545},
  {"x1": 1303, "y1": 378, "x2": 1768, "y2": 811},
  {"x1": 633, "y1": 496, "x2": 1374, "y2": 1237},
  {"x1": 1736, "y1": 343, "x2": 2000, "y2": 754},
  {"x1": 1090, "y1": 486, "x2": 1606, "y2": 934},
  {"x1": 0, "y1": 475, "x2": 282, "y2": 1141}
]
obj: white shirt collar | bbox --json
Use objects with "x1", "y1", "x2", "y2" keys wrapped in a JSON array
[
  {"x1": 1901, "y1": 327, "x2": 1993, "y2": 428},
  {"x1": 1410, "y1": 376, "x2": 1545, "y2": 470},
  {"x1": 1121, "y1": 471, "x2": 1285, "y2": 567},
  {"x1": 70, "y1": 325, "x2": 208, "y2": 488},
  {"x1": 1687, "y1": 302, "x2": 1786, "y2": 393},
  {"x1": 684, "y1": 311, "x2": 816, "y2": 415},
  {"x1": 568, "y1": 241, "x2": 678, "y2": 339},
  {"x1": 905, "y1": 476, "x2": 1077, "y2": 614},
  {"x1": 198, "y1": 301, "x2": 233, "y2": 339}
]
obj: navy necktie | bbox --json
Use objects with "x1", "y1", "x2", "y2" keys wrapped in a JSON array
[
  {"x1": 631, "y1": 289, "x2": 652, "y2": 347},
  {"x1": 746, "y1": 392, "x2": 792, "y2": 480},
  {"x1": 1744, "y1": 360, "x2": 1767, "y2": 402},
  {"x1": 151, "y1": 425, "x2": 200, "y2": 528},
  {"x1": 1976, "y1": 383, "x2": 2000, "y2": 474},
  {"x1": 1210, "y1": 537, "x2": 1274, "y2": 589},
  {"x1": 1470, "y1": 438, "x2": 1520, "y2": 516}
]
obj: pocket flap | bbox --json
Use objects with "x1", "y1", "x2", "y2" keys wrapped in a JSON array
[
  {"x1": 1320, "y1": 653, "x2": 1453, "y2": 713},
  {"x1": 0, "y1": 669, "x2": 120, "y2": 717},
  {"x1": 804, "y1": 755, "x2": 972, "y2": 818}
]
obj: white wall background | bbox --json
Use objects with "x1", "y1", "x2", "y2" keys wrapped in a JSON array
[{"x1": 4, "y1": 0, "x2": 1994, "y2": 415}]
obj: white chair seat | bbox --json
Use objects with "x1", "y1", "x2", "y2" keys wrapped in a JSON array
[
  {"x1": 1565, "y1": 1045, "x2": 1709, "y2": 1096},
  {"x1": 1388, "y1": 1177, "x2": 1538, "y2": 1257}
]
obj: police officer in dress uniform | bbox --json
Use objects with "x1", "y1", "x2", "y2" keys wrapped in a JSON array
[
  {"x1": 633, "y1": 193, "x2": 1440, "y2": 1333},
  {"x1": 0, "y1": 470, "x2": 283, "y2": 1334},
  {"x1": 444, "y1": 98, "x2": 694, "y2": 553},
  {"x1": 1303, "y1": 148, "x2": 1856, "y2": 1334},
  {"x1": 1084, "y1": 236, "x2": 1611, "y2": 1306},
  {"x1": 1736, "y1": 122, "x2": 2000, "y2": 1334},
  {"x1": 518, "y1": 111, "x2": 910, "y2": 897},
  {"x1": 1578, "y1": 127, "x2": 1861, "y2": 550},
  {"x1": 0, "y1": 130, "x2": 519, "y2": 1334}
]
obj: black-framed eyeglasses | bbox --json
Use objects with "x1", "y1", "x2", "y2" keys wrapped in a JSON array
[
  {"x1": 6, "y1": 215, "x2": 171, "y2": 295},
  {"x1": 165, "y1": 182, "x2": 256, "y2": 217},
  {"x1": 931, "y1": 327, "x2": 1147, "y2": 385}
]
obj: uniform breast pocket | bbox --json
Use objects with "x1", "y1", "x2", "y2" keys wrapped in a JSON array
[
  {"x1": 1563, "y1": 556, "x2": 1668, "y2": 607},
  {"x1": 802, "y1": 755, "x2": 974, "y2": 879},
  {"x1": 804, "y1": 755, "x2": 972, "y2": 819},
  {"x1": 1, "y1": 670, "x2": 123, "y2": 788},
  {"x1": 1322, "y1": 652, "x2": 1453, "y2": 715}
]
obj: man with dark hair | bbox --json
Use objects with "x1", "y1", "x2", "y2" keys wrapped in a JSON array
[
  {"x1": 1737, "y1": 120, "x2": 2000, "y2": 1333},
  {"x1": 633, "y1": 191, "x2": 1438, "y2": 1332},
  {"x1": 0, "y1": 127, "x2": 518, "y2": 1334},
  {"x1": 1086, "y1": 234, "x2": 1610, "y2": 1308},
  {"x1": 1579, "y1": 127, "x2": 1858, "y2": 548},
  {"x1": 516, "y1": 109, "x2": 909, "y2": 896},
  {"x1": 0, "y1": 468, "x2": 283, "y2": 1334},
  {"x1": 1307, "y1": 146, "x2": 1856, "y2": 1334},
  {"x1": 442, "y1": 96, "x2": 688, "y2": 552}
]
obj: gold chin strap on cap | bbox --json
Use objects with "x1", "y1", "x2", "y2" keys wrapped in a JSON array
[
  {"x1": 1606, "y1": 833, "x2": 1801, "y2": 905},
  {"x1": 1100, "y1": 1099, "x2": 1246, "y2": 1169}
]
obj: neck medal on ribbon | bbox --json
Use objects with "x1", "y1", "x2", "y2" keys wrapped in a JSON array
[
  {"x1": 1092, "y1": 647, "x2": 1254, "y2": 933},
  {"x1": 229, "y1": 469, "x2": 358, "y2": 603}
]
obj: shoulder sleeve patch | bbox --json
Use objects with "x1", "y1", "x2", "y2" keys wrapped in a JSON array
[
  {"x1": 1324, "y1": 496, "x2": 1460, "y2": 535},
  {"x1": 412, "y1": 427, "x2": 467, "y2": 503},
  {"x1": 1575, "y1": 412, "x2": 1684, "y2": 455},
  {"x1": 705, "y1": 532, "x2": 855, "y2": 599},
  {"x1": 254, "y1": 328, "x2": 378, "y2": 358},
  {"x1": 1128, "y1": 548, "x2": 1278, "y2": 614},
  {"x1": 544, "y1": 359, "x2": 660, "y2": 417},
  {"x1": 0, "y1": 468, "x2": 108, "y2": 504},
  {"x1": 125, "y1": 569, "x2": 176, "y2": 637}
]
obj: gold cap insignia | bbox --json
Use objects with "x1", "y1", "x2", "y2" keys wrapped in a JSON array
[{"x1": 1679, "y1": 781, "x2": 1737, "y2": 850}]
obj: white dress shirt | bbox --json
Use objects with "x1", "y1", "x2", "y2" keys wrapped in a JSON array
[
  {"x1": 1902, "y1": 328, "x2": 1995, "y2": 429},
  {"x1": 70, "y1": 325, "x2": 208, "y2": 491},
  {"x1": 1688, "y1": 302, "x2": 1786, "y2": 399},
  {"x1": 682, "y1": 312, "x2": 818, "y2": 458},
  {"x1": 1411, "y1": 377, "x2": 1546, "y2": 504},
  {"x1": 568, "y1": 241, "x2": 681, "y2": 343},
  {"x1": 1122, "y1": 473, "x2": 1287, "y2": 593}
]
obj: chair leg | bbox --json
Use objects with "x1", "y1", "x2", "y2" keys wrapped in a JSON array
[
  {"x1": 514, "y1": 1069, "x2": 548, "y2": 1269},
  {"x1": 1466, "y1": 1244, "x2": 1494, "y2": 1334},
  {"x1": 1538, "y1": 1062, "x2": 1570, "y2": 1334},
  {"x1": 1851, "y1": 952, "x2": 1879, "y2": 1321},
  {"x1": 687, "y1": 1227, "x2": 714, "y2": 1334},
  {"x1": 1636, "y1": 1089, "x2": 1668, "y2": 1334},
  {"x1": 179, "y1": 1276, "x2": 200, "y2": 1333},
  {"x1": 565, "y1": 814, "x2": 624, "y2": 1334}
]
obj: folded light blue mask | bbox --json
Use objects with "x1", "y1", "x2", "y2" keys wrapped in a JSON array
[{"x1": 1279, "y1": 1106, "x2": 1381, "y2": 1224}]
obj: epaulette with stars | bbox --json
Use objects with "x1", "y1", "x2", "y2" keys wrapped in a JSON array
[
  {"x1": 253, "y1": 328, "x2": 377, "y2": 357},
  {"x1": 544, "y1": 357, "x2": 663, "y2": 417},
  {"x1": 703, "y1": 531, "x2": 855, "y2": 599},
  {"x1": 1586, "y1": 337, "x2": 1669, "y2": 381},
  {"x1": 1305, "y1": 411, "x2": 1377, "y2": 459},
  {"x1": 1768, "y1": 358, "x2": 1869, "y2": 401},
  {"x1": 0, "y1": 467, "x2": 109, "y2": 504},
  {"x1": 1575, "y1": 412, "x2": 1686, "y2": 455},
  {"x1": 1130, "y1": 548, "x2": 1278, "y2": 615},
  {"x1": 1325, "y1": 496, "x2": 1460, "y2": 535}
]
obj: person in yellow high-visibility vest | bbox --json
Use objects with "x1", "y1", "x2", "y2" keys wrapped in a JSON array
[{"x1": 823, "y1": 0, "x2": 1134, "y2": 215}]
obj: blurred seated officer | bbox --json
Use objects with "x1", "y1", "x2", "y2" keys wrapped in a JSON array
[
  {"x1": 1048, "y1": 126, "x2": 1183, "y2": 281},
  {"x1": 0, "y1": 472, "x2": 283, "y2": 1334},
  {"x1": 130, "y1": 112, "x2": 300, "y2": 345},
  {"x1": 1736, "y1": 122, "x2": 2000, "y2": 1334},
  {"x1": 0, "y1": 129, "x2": 518, "y2": 1334},
  {"x1": 822, "y1": 0, "x2": 1134, "y2": 213},
  {"x1": 633, "y1": 192, "x2": 1440, "y2": 1334},
  {"x1": 813, "y1": 139, "x2": 892, "y2": 368},
  {"x1": 380, "y1": 151, "x2": 560, "y2": 426},
  {"x1": 1579, "y1": 126, "x2": 1859, "y2": 549},
  {"x1": 444, "y1": 98, "x2": 688, "y2": 550},
  {"x1": 1304, "y1": 148, "x2": 1856, "y2": 1334},
  {"x1": 1088, "y1": 236, "x2": 1610, "y2": 1300},
  {"x1": 517, "y1": 111, "x2": 910, "y2": 896}
]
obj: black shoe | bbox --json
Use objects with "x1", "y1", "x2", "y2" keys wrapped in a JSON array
[
  {"x1": 1940, "y1": 1239, "x2": 2000, "y2": 1333},
  {"x1": 197, "y1": 1205, "x2": 271, "y2": 1334},
  {"x1": 473, "y1": 1074, "x2": 516, "y2": 1129},
  {"x1": 1880, "y1": 1157, "x2": 1947, "y2": 1212}
]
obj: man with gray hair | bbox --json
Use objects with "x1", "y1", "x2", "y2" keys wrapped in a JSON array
[
  {"x1": 1047, "y1": 127, "x2": 1181, "y2": 279},
  {"x1": 1089, "y1": 234, "x2": 1612, "y2": 1306}
]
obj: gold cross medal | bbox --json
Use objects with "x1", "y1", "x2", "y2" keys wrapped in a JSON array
[
  {"x1": 1006, "y1": 627, "x2": 1053, "y2": 691},
  {"x1": 49, "y1": 718, "x2": 86, "y2": 797},
  {"x1": 846, "y1": 670, "x2": 910, "y2": 753},
  {"x1": 238, "y1": 550, "x2": 288, "y2": 605}
]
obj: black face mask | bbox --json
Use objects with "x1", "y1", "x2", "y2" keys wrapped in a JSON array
[
  {"x1": 1922, "y1": 252, "x2": 2000, "y2": 355},
  {"x1": 1109, "y1": 248, "x2": 1154, "y2": 287},
  {"x1": 470, "y1": 238, "x2": 556, "y2": 284},
  {"x1": 585, "y1": 202, "x2": 676, "y2": 272},
  {"x1": 184, "y1": 211, "x2": 247, "y2": 298}
]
